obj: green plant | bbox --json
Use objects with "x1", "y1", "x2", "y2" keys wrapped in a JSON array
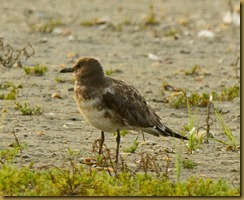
[
  {"x1": 30, "y1": 19, "x2": 62, "y2": 33},
  {"x1": 143, "y1": 4, "x2": 159, "y2": 26},
  {"x1": 14, "y1": 102, "x2": 42, "y2": 115},
  {"x1": 182, "y1": 159, "x2": 197, "y2": 169},
  {"x1": 171, "y1": 90, "x2": 187, "y2": 108},
  {"x1": 80, "y1": 19, "x2": 97, "y2": 26},
  {"x1": 0, "y1": 82, "x2": 23, "y2": 100},
  {"x1": 54, "y1": 76, "x2": 73, "y2": 83},
  {"x1": 214, "y1": 111, "x2": 239, "y2": 151},
  {"x1": 0, "y1": 145, "x2": 25, "y2": 164},
  {"x1": 185, "y1": 100, "x2": 198, "y2": 132},
  {"x1": 184, "y1": 100, "x2": 202, "y2": 153},
  {"x1": 66, "y1": 147, "x2": 80, "y2": 158},
  {"x1": 119, "y1": 130, "x2": 129, "y2": 137},
  {"x1": 185, "y1": 65, "x2": 201, "y2": 76},
  {"x1": 105, "y1": 69, "x2": 115, "y2": 76},
  {"x1": 123, "y1": 139, "x2": 139, "y2": 153},
  {"x1": 0, "y1": 142, "x2": 240, "y2": 196},
  {"x1": 0, "y1": 82, "x2": 13, "y2": 90},
  {"x1": 0, "y1": 159, "x2": 239, "y2": 196},
  {"x1": 0, "y1": 89, "x2": 17, "y2": 100},
  {"x1": 165, "y1": 84, "x2": 239, "y2": 108},
  {"x1": 24, "y1": 64, "x2": 47, "y2": 76},
  {"x1": 219, "y1": 85, "x2": 240, "y2": 101},
  {"x1": 164, "y1": 29, "x2": 177, "y2": 37},
  {"x1": 175, "y1": 152, "x2": 181, "y2": 181}
]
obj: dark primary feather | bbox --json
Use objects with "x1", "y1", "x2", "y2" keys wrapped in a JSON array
[{"x1": 155, "y1": 126, "x2": 188, "y2": 140}]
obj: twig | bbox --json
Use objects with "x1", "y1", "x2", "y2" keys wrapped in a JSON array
[
  {"x1": 12, "y1": 129, "x2": 22, "y2": 152},
  {"x1": 234, "y1": 56, "x2": 240, "y2": 78},
  {"x1": 0, "y1": 38, "x2": 35, "y2": 68},
  {"x1": 205, "y1": 101, "x2": 211, "y2": 143}
]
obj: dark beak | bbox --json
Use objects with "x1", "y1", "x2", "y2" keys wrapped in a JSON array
[{"x1": 59, "y1": 67, "x2": 74, "y2": 73}]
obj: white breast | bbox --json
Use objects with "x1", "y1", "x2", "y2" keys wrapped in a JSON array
[{"x1": 75, "y1": 97, "x2": 123, "y2": 132}]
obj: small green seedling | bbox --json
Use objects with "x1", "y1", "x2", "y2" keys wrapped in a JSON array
[
  {"x1": 30, "y1": 19, "x2": 62, "y2": 33},
  {"x1": 0, "y1": 89, "x2": 17, "y2": 100},
  {"x1": 0, "y1": 82, "x2": 23, "y2": 100},
  {"x1": 143, "y1": 4, "x2": 159, "y2": 26},
  {"x1": 164, "y1": 29, "x2": 177, "y2": 37},
  {"x1": 24, "y1": 64, "x2": 47, "y2": 76},
  {"x1": 182, "y1": 158, "x2": 197, "y2": 169},
  {"x1": 219, "y1": 85, "x2": 240, "y2": 101},
  {"x1": 123, "y1": 139, "x2": 139, "y2": 153},
  {"x1": 175, "y1": 152, "x2": 181, "y2": 181},
  {"x1": 14, "y1": 102, "x2": 42, "y2": 115},
  {"x1": 185, "y1": 100, "x2": 202, "y2": 153},
  {"x1": 0, "y1": 82, "x2": 13, "y2": 90},
  {"x1": 119, "y1": 130, "x2": 129, "y2": 137},
  {"x1": 105, "y1": 69, "x2": 115, "y2": 76},
  {"x1": 54, "y1": 76, "x2": 73, "y2": 83},
  {"x1": 80, "y1": 19, "x2": 97, "y2": 26},
  {"x1": 185, "y1": 65, "x2": 201, "y2": 76}
]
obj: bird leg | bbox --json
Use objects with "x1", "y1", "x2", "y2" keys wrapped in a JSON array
[
  {"x1": 98, "y1": 131, "x2": 105, "y2": 155},
  {"x1": 115, "y1": 130, "x2": 121, "y2": 163}
]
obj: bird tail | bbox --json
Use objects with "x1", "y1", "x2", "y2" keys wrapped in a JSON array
[{"x1": 155, "y1": 126, "x2": 188, "y2": 140}]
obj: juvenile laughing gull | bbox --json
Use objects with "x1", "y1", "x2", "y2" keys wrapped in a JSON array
[{"x1": 60, "y1": 57, "x2": 188, "y2": 163}]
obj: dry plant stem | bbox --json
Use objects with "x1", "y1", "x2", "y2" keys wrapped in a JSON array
[
  {"x1": 106, "y1": 147, "x2": 119, "y2": 178},
  {"x1": 0, "y1": 38, "x2": 35, "y2": 68},
  {"x1": 139, "y1": 152, "x2": 160, "y2": 178},
  {"x1": 228, "y1": 0, "x2": 234, "y2": 14},
  {"x1": 234, "y1": 56, "x2": 240, "y2": 78},
  {"x1": 12, "y1": 129, "x2": 22, "y2": 152},
  {"x1": 164, "y1": 154, "x2": 171, "y2": 179},
  {"x1": 205, "y1": 102, "x2": 211, "y2": 143},
  {"x1": 92, "y1": 140, "x2": 99, "y2": 154}
]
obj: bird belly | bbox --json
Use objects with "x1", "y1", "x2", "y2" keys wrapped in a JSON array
[{"x1": 75, "y1": 97, "x2": 123, "y2": 132}]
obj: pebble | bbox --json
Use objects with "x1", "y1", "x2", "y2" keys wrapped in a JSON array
[
  {"x1": 52, "y1": 28, "x2": 62, "y2": 34},
  {"x1": 198, "y1": 30, "x2": 215, "y2": 38},
  {"x1": 96, "y1": 16, "x2": 110, "y2": 24},
  {"x1": 52, "y1": 92, "x2": 63, "y2": 99},
  {"x1": 40, "y1": 37, "x2": 48, "y2": 43},
  {"x1": 148, "y1": 53, "x2": 160, "y2": 61},
  {"x1": 230, "y1": 169, "x2": 238, "y2": 172},
  {"x1": 68, "y1": 35, "x2": 74, "y2": 41},
  {"x1": 21, "y1": 155, "x2": 30, "y2": 159},
  {"x1": 79, "y1": 157, "x2": 97, "y2": 165}
]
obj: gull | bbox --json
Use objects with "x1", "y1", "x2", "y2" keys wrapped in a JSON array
[{"x1": 60, "y1": 57, "x2": 188, "y2": 163}]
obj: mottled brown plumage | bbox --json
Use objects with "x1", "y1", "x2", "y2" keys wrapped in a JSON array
[{"x1": 60, "y1": 57, "x2": 187, "y2": 162}]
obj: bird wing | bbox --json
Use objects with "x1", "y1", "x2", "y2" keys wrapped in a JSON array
[
  {"x1": 102, "y1": 77, "x2": 188, "y2": 140},
  {"x1": 102, "y1": 77, "x2": 162, "y2": 133}
]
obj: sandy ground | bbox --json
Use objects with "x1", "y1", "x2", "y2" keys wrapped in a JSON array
[{"x1": 0, "y1": 0, "x2": 240, "y2": 189}]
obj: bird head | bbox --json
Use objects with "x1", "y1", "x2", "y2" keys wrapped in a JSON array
[{"x1": 60, "y1": 57, "x2": 104, "y2": 85}]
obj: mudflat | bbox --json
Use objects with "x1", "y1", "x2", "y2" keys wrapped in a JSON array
[{"x1": 0, "y1": 0, "x2": 240, "y2": 188}]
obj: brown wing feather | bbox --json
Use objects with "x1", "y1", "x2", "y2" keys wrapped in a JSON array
[
  {"x1": 103, "y1": 77, "x2": 162, "y2": 129},
  {"x1": 102, "y1": 77, "x2": 188, "y2": 140}
]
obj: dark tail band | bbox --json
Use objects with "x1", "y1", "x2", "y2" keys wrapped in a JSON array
[{"x1": 155, "y1": 126, "x2": 188, "y2": 140}]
